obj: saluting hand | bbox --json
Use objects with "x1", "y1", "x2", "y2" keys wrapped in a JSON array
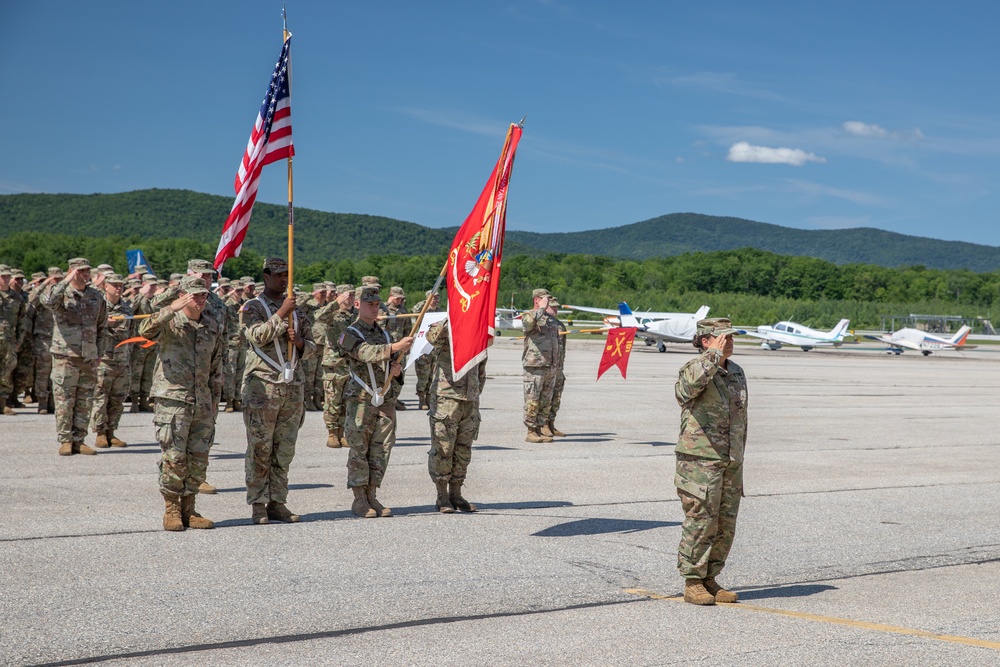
[{"x1": 170, "y1": 293, "x2": 196, "y2": 313}]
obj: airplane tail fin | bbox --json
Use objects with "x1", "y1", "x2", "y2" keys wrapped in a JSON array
[
  {"x1": 693, "y1": 305, "x2": 710, "y2": 320},
  {"x1": 950, "y1": 325, "x2": 972, "y2": 346},
  {"x1": 830, "y1": 319, "x2": 850, "y2": 339},
  {"x1": 617, "y1": 302, "x2": 641, "y2": 328}
]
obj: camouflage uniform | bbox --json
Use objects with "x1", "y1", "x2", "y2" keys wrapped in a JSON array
[
  {"x1": 549, "y1": 310, "x2": 567, "y2": 423},
  {"x1": 411, "y1": 296, "x2": 439, "y2": 408},
  {"x1": 296, "y1": 288, "x2": 324, "y2": 410},
  {"x1": 382, "y1": 288, "x2": 408, "y2": 407},
  {"x1": 521, "y1": 303, "x2": 559, "y2": 431},
  {"x1": 240, "y1": 287, "x2": 316, "y2": 508},
  {"x1": 315, "y1": 291, "x2": 355, "y2": 442},
  {"x1": 11, "y1": 281, "x2": 33, "y2": 403},
  {"x1": 309, "y1": 288, "x2": 330, "y2": 411},
  {"x1": 30, "y1": 271, "x2": 58, "y2": 410},
  {"x1": 128, "y1": 282, "x2": 157, "y2": 408},
  {"x1": 139, "y1": 279, "x2": 224, "y2": 497},
  {"x1": 90, "y1": 284, "x2": 133, "y2": 440},
  {"x1": 0, "y1": 268, "x2": 27, "y2": 411},
  {"x1": 675, "y1": 318, "x2": 748, "y2": 583},
  {"x1": 41, "y1": 261, "x2": 109, "y2": 449},
  {"x1": 223, "y1": 288, "x2": 247, "y2": 407}
]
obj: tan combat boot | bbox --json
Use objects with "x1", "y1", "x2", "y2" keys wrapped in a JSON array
[
  {"x1": 449, "y1": 480, "x2": 477, "y2": 513},
  {"x1": 74, "y1": 442, "x2": 97, "y2": 455},
  {"x1": 3, "y1": 405, "x2": 16, "y2": 415},
  {"x1": 58, "y1": 442, "x2": 74, "y2": 456},
  {"x1": 703, "y1": 577, "x2": 738, "y2": 603},
  {"x1": 251, "y1": 502, "x2": 269, "y2": 524},
  {"x1": 224, "y1": 400, "x2": 235, "y2": 413},
  {"x1": 181, "y1": 495, "x2": 215, "y2": 529},
  {"x1": 539, "y1": 424, "x2": 555, "y2": 438},
  {"x1": 435, "y1": 480, "x2": 455, "y2": 513},
  {"x1": 367, "y1": 484, "x2": 392, "y2": 517},
  {"x1": 95, "y1": 432, "x2": 111, "y2": 448},
  {"x1": 548, "y1": 420, "x2": 566, "y2": 437},
  {"x1": 109, "y1": 432, "x2": 127, "y2": 447},
  {"x1": 338, "y1": 427, "x2": 349, "y2": 448},
  {"x1": 525, "y1": 428, "x2": 544, "y2": 443},
  {"x1": 198, "y1": 481, "x2": 217, "y2": 494},
  {"x1": 351, "y1": 486, "x2": 377, "y2": 518},
  {"x1": 267, "y1": 501, "x2": 301, "y2": 523},
  {"x1": 162, "y1": 494, "x2": 184, "y2": 531},
  {"x1": 683, "y1": 579, "x2": 716, "y2": 605},
  {"x1": 326, "y1": 433, "x2": 339, "y2": 448},
  {"x1": 418, "y1": 393, "x2": 429, "y2": 411}
]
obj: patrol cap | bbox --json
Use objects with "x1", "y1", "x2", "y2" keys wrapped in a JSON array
[
  {"x1": 548, "y1": 296, "x2": 561, "y2": 307},
  {"x1": 142, "y1": 274, "x2": 158, "y2": 284},
  {"x1": 134, "y1": 265, "x2": 149, "y2": 275},
  {"x1": 169, "y1": 273, "x2": 183, "y2": 282},
  {"x1": 230, "y1": 279, "x2": 244, "y2": 289},
  {"x1": 105, "y1": 273, "x2": 125, "y2": 285},
  {"x1": 360, "y1": 275, "x2": 380, "y2": 286},
  {"x1": 696, "y1": 317, "x2": 737, "y2": 338},
  {"x1": 425, "y1": 289, "x2": 438, "y2": 298},
  {"x1": 336, "y1": 283, "x2": 354, "y2": 295},
  {"x1": 356, "y1": 285, "x2": 381, "y2": 303},
  {"x1": 390, "y1": 286, "x2": 405, "y2": 298},
  {"x1": 187, "y1": 259, "x2": 216, "y2": 275},
  {"x1": 179, "y1": 275, "x2": 209, "y2": 294},
  {"x1": 217, "y1": 277, "x2": 231, "y2": 286},
  {"x1": 31, "y1": 272, "x2": 46, "y2": 281},
  {"x1": 48, "y1": 266, "x2": 64, "y2": 277},
  {"x1": 126, "y1": 278, "x2": 141, "y2": 288},
  {"x1": 156, "y1": 279, "x2": 169, "y2": 287},
  {"x1": 312, "y1": 283, "x2": 326, "y2": 292},
  {"x1": 323, "y1": 281, "x2": 336, "y2": 290},
  {"x1": 68, "y1": 258, "x2": 92, "y2": 270},
  {"x1": 532, "y1": 288, "x2": 551, "y2": 300},
  {"x1": 11, "y1": 268, "x2": 24, "y2": 279},
  {"x1": 263, "y1": 257, "x2": 288, "y2": 274},
  {"x1": 254, "y1": 282, "x2": 264, "y2": 291},
  {"x1": 96, "y1": 263, "x2": 114, "y2": 273},
  {"x1": 240, "y1": 275, "x2": 254, "y2": 283}
]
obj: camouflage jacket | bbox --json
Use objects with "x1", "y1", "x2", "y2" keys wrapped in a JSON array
[
  {"x1": 224, "y1": 296, "x2": 244, "y2": 346},
  {"x1": 129, "y1": 292, "x2": 154, "y2": 316},
  {"x1": 101, "y1": 297, "x2": 134, "y2": 366},
  {"x1": 240, "y1": 292, "x2": 316, "y2": 385},
  {"x1": 337, "y1": 318, "x2": 398, "y2": 402},
  {"x1": 674, "y1": 349, "x2": 748, "y2": 462},
  {"x1": 28, "y1": 289, "x2": 54, "y2": 342},
  {"x1": 309, "y1": 298, "x2": 330, "y2": 345},
  {"x1": 315, "y1": 304, "x2": 356, "y2": 369},
  {"x1": 381, "y1": 302, "x2": 409, "y2": 343},
  {"x1": 41, "y1": 281, "x2": 108, "y2": 361},
  {"x1": 554, "y1": 315, "x2": 567, "y2": 369},
  {"x1": 153, "y1": 287, "x2": 227, "y2": 343},
  {"x1": 521, "y1": 308, "x2": 559, "y2": 368},
  {"x1": 426, "y1": 319, "x2": 486, "y2": 401},
  {"x1": 0, "y1": 290, "x2": 26, "y2": 349},
  {"x1": 139, "y1": 307, "x2": 224, "y2": 406}
]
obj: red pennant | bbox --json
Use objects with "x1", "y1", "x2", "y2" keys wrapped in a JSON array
[
  {"x1": 597, "y1": 328, "x2": 636, "y2": 380},
  {"x1": 116, "y1": 336, "x2": 157, "y2": 349}
]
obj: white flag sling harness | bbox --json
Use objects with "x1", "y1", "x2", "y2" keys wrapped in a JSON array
[
  {"x1": 346, "y1": 325, "x2": 391, "y2": 407},
  {"x1": 248, "y1": 296, "x2": 299, "y2": 383}
]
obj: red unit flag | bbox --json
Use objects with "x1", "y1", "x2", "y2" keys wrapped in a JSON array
[
  {"x1": 597, "y1": 328, "x2": 637, "y2": 380},
  {"x1": 447, "y1": 123, "x2": 523, "y2": 380}
]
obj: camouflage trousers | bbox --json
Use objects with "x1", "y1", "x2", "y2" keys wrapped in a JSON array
[
  {"x1": 310, "y1": 343, "x2": 325, "y2": 406},
  {"x1": 90, "y1": 361, "x2": 130, "y2": 433},
  {"x1": 522, "y1": 367, "x2": 556, "y2": 429},
  {"x1": 32, "y1": 338, "x2": 52, "y2": 403},
  {"x1": 414, "y1": 355, "x2": 433, "y2": 397},
  {"x1": 428, "y1": 396, "x2": 480, "y2": 483},
  {"x1": 51, "y1": 355, "x2": 98, "y2": 444},
  {"x1": 0, "y1": 342, "x2": 15, "y2": 398},
  {"x1": 345, "y1": 399, "x2": 396, "y2": 489},
  {"x1": 223, "y1": 343, "x2": 246, "y2": 403},
  {"x1": 550, "y1": 368, "x2": 566, "y2": 420},
  {"x1": 322, "y1": 367, "x2": 350, "y2": 435},
  {"x1": 13, "y1": 342, "x2": 34, "y2": 397},
  {"x1": 154, "y1": 397, "x2": 215, "y2": 497},
  {"x1": 242, "y1": 376, "x2": 304, "y2": 506},
  {"x1": 675, "y1": 453, "x2": 743, "y2": 580},
  {"x1": 129, "y1": 346, "x2": 157, "y2": 397}
]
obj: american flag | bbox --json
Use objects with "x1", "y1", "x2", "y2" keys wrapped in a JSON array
[{"x1": 214, "y1": 37, "x2": 295, "y2": 270}]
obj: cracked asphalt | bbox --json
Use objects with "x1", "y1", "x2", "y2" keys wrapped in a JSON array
[{"x1": 2, "y1": 338, "x2": 999, "y2": 666}]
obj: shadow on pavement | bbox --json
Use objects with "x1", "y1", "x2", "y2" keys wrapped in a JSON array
[
  {"x1": 633, "y1": 441, "x2": 676, "y2": 448},
  {"x1": 213, "y1": 483, "x2": 335, "y2": 494},
  {"x1": 533, "y1": 517, "x2": 678, "y2": 537},
  {"x1": 473, "y1": 445, "x2": 517, "y2": 451},
  {"x1": 737, "y1": 584, "x2": 838, "y2": 600},
  {"x1": 210, "y1": 452, "x2": 246, "y2": 460},
  {"x1": 477, "y1": 500, "x2": 574, "y2": 511}
]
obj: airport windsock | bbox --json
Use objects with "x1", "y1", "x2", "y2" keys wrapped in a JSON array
[
  {"x1": 597, "y1": 328, "x2": 637, "y2": 380},
  {"x1": 214, "y1": 37, "x2": 295, "y2": 270},
  {"x1": 446, "y1": 122, "x2": 523, "y2": 380}
]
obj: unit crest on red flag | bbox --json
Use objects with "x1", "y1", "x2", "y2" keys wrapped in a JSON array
[{"x1": 597, "y1": 327, "x2": 637, "y2": 380}]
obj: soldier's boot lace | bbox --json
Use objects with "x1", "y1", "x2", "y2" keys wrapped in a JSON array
[
  {"x1": 162, "y1": 494, "x2": 184, "y2": 531},
  {"x1": 267, "y1": 501, "x2": 300, "y2": 523},
  {"x1": 366, "y1": 484, "x2": 392, "y2": 517},
  {"x1": 683, "y1": 579, "x2": 716, "y2": 605},
  {"x1": 548, "y1": 421, "x2": 566, "y2": 437},
  {"x1": 109, "y1": 432, "x2": 127, "y2": 447},
  {"x1": 449, "y1": 480, "x2": 477, "y2": 513},
  {"x1": 702, "y1": 577, "x2": 738, "y2": 603},
  {"x1": 181, "y1": 494, "x2": 215, "y2": 529},
  {"x1": 251, "y1": 503, "x2": 269, "y2": 524},
  {"x1": 351, "y1": 487, "x2": 377, "y2": 519},
  {"x1": 94, "y1": 432, "x2": 111, "y2": 448},
  {"x1": 198, "y1": 481, "x2": 217, "y2": 494},
  {"x1": 537, "y1": 427, "x2": 553, "y2": 443},
  {"x1": 435, "y1": 480, "x2": 455, "y2": 513}
]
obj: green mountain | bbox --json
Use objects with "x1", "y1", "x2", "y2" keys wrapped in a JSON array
[{"x1": 2, "y1": 189, "x2": 998, "y2": 271}]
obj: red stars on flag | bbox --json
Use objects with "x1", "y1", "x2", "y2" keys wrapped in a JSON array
[{"x1": 597, "y1": 328, "x2": 637, "y2": 380}]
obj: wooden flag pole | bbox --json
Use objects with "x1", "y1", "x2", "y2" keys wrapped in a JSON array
[{"x1": 283, "y1": 6, "x2": 295, "y2": 360}]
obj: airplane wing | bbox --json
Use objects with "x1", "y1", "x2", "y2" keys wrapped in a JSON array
[
  {"x1": 564, "y1": 304, "x2": 620, "y2": 317},
  {"x1": 863, "y1": 334, "x2": 922, "y2": 351}
]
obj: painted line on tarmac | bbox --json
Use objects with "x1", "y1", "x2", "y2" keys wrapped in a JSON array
[{"x1": 625, "y1": 588, "x2": 1000, "y2": 651}]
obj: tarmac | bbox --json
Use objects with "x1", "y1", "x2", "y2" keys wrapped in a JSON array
[{"x1": 1, "y1": 337, "x2": 999, "y2": 666}]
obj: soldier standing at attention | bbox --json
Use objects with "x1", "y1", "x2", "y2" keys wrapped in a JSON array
[
  {"x1": 223, "y1": 279, "x2": 247, "y2": 412},
  {"x1": 30, "y1": 267, "x2": 61, "y2": 414},
  {"x1": 91, "y1": 274, "x2": 133, "y2": 448},
  {"x1": 315, "y1": 284, "x2": 355, "y2": 448},
  {"x1": 411, "y1": 290, "x2": 440, "y2": 410},
  {"x1": 129, "y1": 275, "x2": 158, "y2": 413},
  {"x1": 543, "y1": 295, "x2": 567, "y2": 438},
  {"x1": 9, "y1": 269, "x2": 33, "y2": 409},
  {"x1": 383, "y1": 286, "x2": 408, "y2": 410},
  {"x1": 297, "y1": 283, "x2": 327, "y2": 411},
  {"x1": 338, "y1": 285, "x2": 413, "y2": 518},
  {"x1": 425, "y1": 319, "x2": 486, "y2": 513},
  {"x1": 674, "y1": 318, "x2": 748, "y2": 606},
  {"x1": 140, "y1": 276, "x2": 223, "y2": 531},
  {"x1": 0, "y1": 264, "x2": 26, "y2": 416},
  {"x1": 521, "y1": 288, "x2": 559, "y2": 443},
  {"x1": 40, "y1": 258, "x2": 108, "y2": 455},
  {"x1": 240, "y1": 258, "x2": 316, "y2": 525}
]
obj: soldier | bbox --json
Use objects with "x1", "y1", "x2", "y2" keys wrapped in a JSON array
[
  {"x1": 382, "y1": 286, "x2": 409, "y2": 411},
  {"x1": 315, "y1": 284, "x2": 355, "y2": 448},
  {"x1": 360, "y1": 275, "x2": 380, "y2": 287},
  {"x1": 425, "y1": 319, "x2": 486, "y2": 513},
  {"x1": 338, "y1": 285, "x2": 413, "y2": 518},
  {"x1": 0, "y1": 264, "x2": 27, "y2": 416},
  {"x1": 40, "y1": 258, "x2": 108, "y2": 455},
  {"x1": 140, "y1": 276, "x2": 224, "y2": 531},
  {"x1": 297, "y1": 283, "x2": 328, "y2": 411},
  {"x1": 29, "y1": 268, "x2": 61, "y2": 414},
  {"x1": 90, "y1": 274, "x2": 133, "y2": 448},
  {"x1": 129, "y1": 275, "x2": 158, "y2": 413},
  {"x1": 674, "y1": 318, "x2": 748, "y2": 606},
  {"x1": 310, "y1": 283, "x2": 335, "y2": 413},
  {"x1": 521, "y1": 288, "x2": 559, "y2": 443},
  {"x1": 240, "y1": 258, "x2": 316, "y2": 525},
  {"x1": 543, "y1": 295, "x2": 568, "y2": 438},
  {"x1": 8, "y1": 269, "x2": 32, "y2": 409},
  {"x1": 241, "y1": 277, "x2": 257, "y2": 300},
  {"x1": 411, "y1": 290, "x2": 441, "y2": 410},
  {"x1": 223, "y1": 279, "x2": 247, "y2": 412}
]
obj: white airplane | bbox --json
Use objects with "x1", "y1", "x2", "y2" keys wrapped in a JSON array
[
  {"x1": 564, "y1": 302, "x2": 711, "y2": 351},
  {"x1": 744, "y1": 319, "x2": 851, "y2": 351},
  {"x1": 864, "y1": 326, "x2": 976, "y2": 356},
  {"x1": 494, "y1": 308, "x2": 523, "y2": 334}
]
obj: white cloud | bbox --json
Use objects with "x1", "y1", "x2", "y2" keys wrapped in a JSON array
[
  {"x1": 726, "y1": 142, "x2": 826, "y2": 166},
  {"x1": 843, "y1": 121, "x2": 889, "y2": 138}
]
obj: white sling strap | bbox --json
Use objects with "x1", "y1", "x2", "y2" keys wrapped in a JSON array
[
  {"x1": 346, "y1": 325, "x2": 391, "y2": 406},
  {"x1": 248, "y1": 296, "x2": 299, "y2": 383}
]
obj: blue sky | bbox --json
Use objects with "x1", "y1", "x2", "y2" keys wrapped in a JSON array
[{"x1": 3, "y1": 1, "x2": 999, "y2": 247}]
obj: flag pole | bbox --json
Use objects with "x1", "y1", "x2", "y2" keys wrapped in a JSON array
[{"x1": 283, "y1": 5, "x2": 295, "y2": 360}]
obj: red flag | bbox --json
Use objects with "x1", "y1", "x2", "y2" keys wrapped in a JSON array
[
  {"x1": 214, "y1": 37, "x2": 295, "y2": 270},
  {"x1": 597, "y1": 328, "x2": 636, "y2": 380},
  {"x1": 447, "y1": 123, "x2": 523, "y2": 380}
]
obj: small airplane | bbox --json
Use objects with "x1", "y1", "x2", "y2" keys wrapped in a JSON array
[
  {"x1": 565, "y1": 302, "x2": 711, "y2": 351},
  {"x1": 494, "y1": 308, "x2": 522, "y2": 334},
  {"x1": 864, "y1": 326, "x2": 976, "y2": 356},
  {"x1": 744, "y1": 319, "x2": 851, "y2": 351}
]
